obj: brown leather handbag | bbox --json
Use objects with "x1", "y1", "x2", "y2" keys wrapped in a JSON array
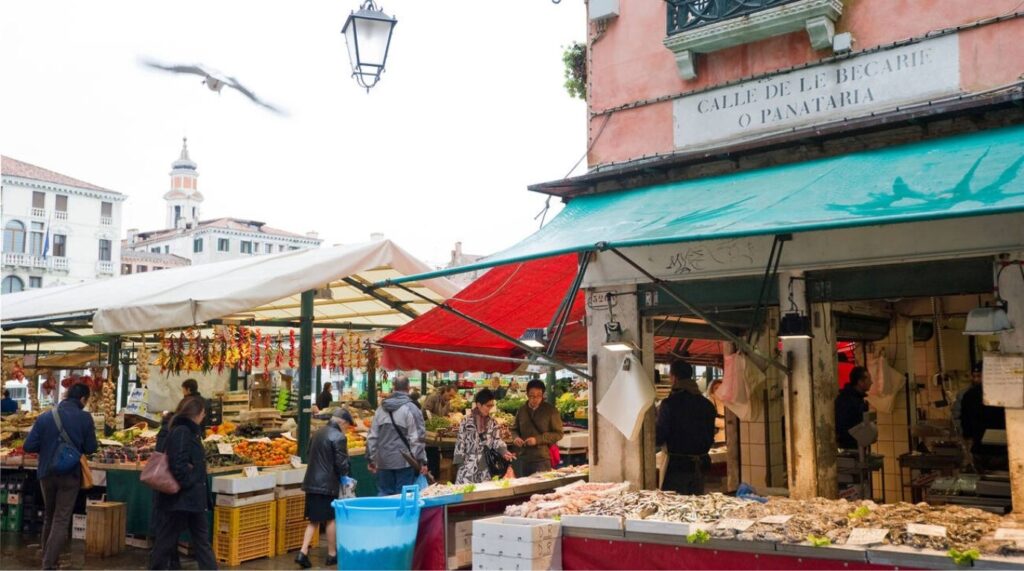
[{"x1": 140, "y1": 451, "x2": 180, "y2": 494}]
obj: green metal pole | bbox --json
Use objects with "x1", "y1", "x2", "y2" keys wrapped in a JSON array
[
  {"x1": 119, "y1": 355, "x2": 130, "y2": 410},
  {"x1": 545, "y1": 368, "x2": 557, "y2": 406},
  {"x1": 315, "y1": 366, "x2": 322, "y2": 397},
  {"x1": 367, "y1": 345, "x2": 378, "y2": 409},
  {"x1": 298, "y1": 290, "x2": 314, "y2": 461},
  {"x1": 420, "y1": 372, "x2": 427, "y2": 395},
  {"x1": 229, "y1": 368, "x2": 239, "y2": 392}
]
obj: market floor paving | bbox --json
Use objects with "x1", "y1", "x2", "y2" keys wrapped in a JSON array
[{"x1": 0, "y1": 532, "x2": 336, "y2": 570}]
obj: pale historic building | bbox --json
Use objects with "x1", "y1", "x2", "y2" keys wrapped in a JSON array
[
  {"x1": 123, "y1": 139, "x2": 322, "y2": 264},
  {"x1": 1, "y1": 156, "x2": 127, "y2": 291}
]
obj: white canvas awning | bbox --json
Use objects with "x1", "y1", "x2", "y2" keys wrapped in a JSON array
[{"x1": 2, "y1": 240, "x2": 458, "y2": 335}]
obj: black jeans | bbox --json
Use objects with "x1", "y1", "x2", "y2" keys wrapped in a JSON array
[
  {"x1": 661, "y1": 456, "x2": 706, "y2": 495},
  {"x1": 40, "y1": 472, "x2": 80, "y2": 570},
  {"x1": 149, "y1": 493, "x2": 182, "y2": 570},
  {"x1": 148, "y1": 511, "x2": 217, "y2": 570}
]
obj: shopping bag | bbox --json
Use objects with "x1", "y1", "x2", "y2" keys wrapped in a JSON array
[
  {"x1": 80, "y1": 456, "x2": 94, "y2": 490},
  {"x1": 339, "y1": 475, "x2": 357, "y2": 499},
  {"x1": 720, "y1": 346, "x2": 764, "y2": 421},
  {"x1": 140, "y1": 451, "x2": 180, "y2": 494},
  {"x1": 867, "y1": 348, "x2": 904, "y2": 413}
]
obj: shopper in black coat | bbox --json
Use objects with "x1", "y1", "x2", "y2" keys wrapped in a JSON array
[
  {"x1": 150, "y1": 411, "x2": 181, "y2": 570},
  {"x1": 296, "y1": 407, "x2": 352, "y2": 569},
  {"x1": 149, "y1": 396, "x2": 217, "y2": 570}
]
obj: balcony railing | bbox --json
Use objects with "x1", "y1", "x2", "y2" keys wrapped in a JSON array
[
  {"x1": 2, "y1": 253, "x2": 67, "y2": 270},
  {"x1": 100, "y1": 216, "x2": 113, "y2": 226},
  {"x1": 55, "y1": 210, "x2": 68, "y2": 221},
  {"x1": 667, "y1": 0, "x2": 801, "y2": 35},
  {"x1": 30, "y1": 208, "x2": 46, "y2": 219},
  {"x1": 96, "y1": 260, "x2": 114, "y2": 275}
]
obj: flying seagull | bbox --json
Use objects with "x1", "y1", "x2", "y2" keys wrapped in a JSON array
[{"x1": 141, "y1": 59, "x2": 286, "y2": 115}]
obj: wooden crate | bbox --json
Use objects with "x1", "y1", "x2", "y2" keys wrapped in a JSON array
[{"x1": 86, "y1": 501, "x2": 126, "y2": 557}]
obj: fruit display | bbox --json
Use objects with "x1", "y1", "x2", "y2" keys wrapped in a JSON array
[
  {"x1": 203, "y1": 440, "x2": 252, "y2": 468},
  {"x1": 346, "y1": 432, "x2": 366, "y2": 450},
  {"x1": 232, "y1": 438, "x2": 296, "y2": 466},
  {"x1": 556, "y1": 393, "x2": 579, "y2": 417}
]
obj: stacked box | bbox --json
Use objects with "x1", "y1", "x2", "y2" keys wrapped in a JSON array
[
  {"x1": 212, "y1": 473, "x2": 276, "y2": 507},
  {"x1": 213, "y1": 502, "x2": 277, "y2": 566},
  {"x1": 72, "y1": 514, "x2": 88, "y2": 540},
  {"x1": 275, "y1": 493, "x2": 319, "y2": 555},
  {"x1": 472, "y1": 516, "x2": 562, "y2": 571}
]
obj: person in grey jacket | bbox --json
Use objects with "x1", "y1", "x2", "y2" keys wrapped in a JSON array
[
  {"x1": 296, "y1": 408, "x2": 351, "y2": 569},
  {"x1": 367, "y1": 375, "x2": 428, "y2": 495}
]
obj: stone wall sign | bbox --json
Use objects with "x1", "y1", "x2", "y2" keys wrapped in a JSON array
[{"x1": 673, "y1": 34, "x2": 959, "y2": 149}]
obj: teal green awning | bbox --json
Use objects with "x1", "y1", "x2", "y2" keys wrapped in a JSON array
[{"x1": 386, "y1": 124, "x2": 1024, "y2": 285}]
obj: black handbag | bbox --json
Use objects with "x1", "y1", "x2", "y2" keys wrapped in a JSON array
[{"x1": 482, "y1": 433, "x2": 509, "y2": 477}]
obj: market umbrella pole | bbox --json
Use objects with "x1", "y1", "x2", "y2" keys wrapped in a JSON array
[{"x1": 298, "y1": 290, "x2": 314, "y2": 461}]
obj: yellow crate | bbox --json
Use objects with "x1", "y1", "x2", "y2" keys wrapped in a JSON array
[
  {"x1": 214, "y1": 501, "x2": 276, "y2": 535},
  {"x1": 215, "y1": 528, "x2": 276, "y2": 567},
  {"x1": 276, "y1": 517, "x2": 319, "y2": 556},
  {"x1": 277, "y1": 494, "x2": 306, "y2": 524}
]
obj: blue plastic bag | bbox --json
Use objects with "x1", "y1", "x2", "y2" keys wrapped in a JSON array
[
  {"x1": 736, "y1": 482, "x2": 768, "y2": 503},
  {"x1": 339, "y1": 475, "x2": 357, "y2": 499},
  {"x1": 415, "y1": 474, "x2": 429, "y2": 491}
]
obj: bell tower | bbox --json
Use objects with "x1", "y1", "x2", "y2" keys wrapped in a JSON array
[{"x1": 163, "y1": 137, "x2": 204, "y2": 229}]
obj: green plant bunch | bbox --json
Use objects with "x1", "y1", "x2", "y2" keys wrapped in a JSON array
[{"x1": 562, "y1": 41, "x2": 586, "y2": 100}]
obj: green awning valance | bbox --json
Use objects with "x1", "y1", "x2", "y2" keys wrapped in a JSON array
[{"x1": 384, "y1": 124, "x2": 1024, "y2": 285}]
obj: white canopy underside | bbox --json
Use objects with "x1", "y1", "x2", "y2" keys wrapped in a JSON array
[{"x1": 2, "y1": 240, "x2": 458, "y2": 337}]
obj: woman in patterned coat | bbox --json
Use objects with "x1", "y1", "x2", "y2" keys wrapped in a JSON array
[{"x1": 453, "y1": 388, "x2": 515, "y2": 484}]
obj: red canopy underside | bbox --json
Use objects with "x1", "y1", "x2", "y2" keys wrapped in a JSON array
[{"x1": 380, "y1": 254, "x2": 590, "y2": 374}]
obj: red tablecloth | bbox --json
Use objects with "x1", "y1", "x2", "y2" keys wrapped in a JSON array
[
  {"x1": 413, "y1": 507, "x2": 447, "y2": 570},
  {"x1": 562, "y1": 537, "x2": 901, "y2": 570}
]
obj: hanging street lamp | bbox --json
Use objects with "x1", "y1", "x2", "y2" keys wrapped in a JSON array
[{"x1": 341, "y1": 0, "x2": 398, "y2": 91}]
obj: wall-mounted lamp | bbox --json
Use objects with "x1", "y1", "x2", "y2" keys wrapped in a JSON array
[
  {"x1": 964, "y1": 301, "x2": 1013, "y2": 335},
  {"x1": 778, "y1": 277, "x2": 813, "y2": 340},
  {"x1": 520, "y1": 328, "x2": 547, "y2": 349},
  {"x1": 603, "y1": 321, "x2": 637, "y2": 352}
]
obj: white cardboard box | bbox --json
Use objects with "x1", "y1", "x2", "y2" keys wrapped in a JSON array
[
  {"x1": 472, "y1": 543, "x2": 562, "y2": 571},
  {"x1": 264, "y1": 466, "x2": 306, "y2": 486},
  {"x1": 473, "y1": 516, "x2": 560, "y2": 543},
  {"x1": 210, "y1": 473, "x2": 276, "y2": 494},
  {"x1": 559, "y1": 515, "x2": 623, "y2": 531},
  {"x1": 557, "y1": 431, "x2": 589, "y2": 449},
  {"x1": 215, "y1": 492, "x2": 275, "y2": 508}
]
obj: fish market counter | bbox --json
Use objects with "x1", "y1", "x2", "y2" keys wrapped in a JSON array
[
  {"x1": 558, "y1": 524, "x2": 1024, "y2": 570},
  {"x1": 411, "y1": 468, "x2": 589, "y2": 570}
]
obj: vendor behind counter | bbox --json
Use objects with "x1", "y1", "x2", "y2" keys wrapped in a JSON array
[{"x1": 956, "y1": 362, "x2": 1007, "y2": 469}]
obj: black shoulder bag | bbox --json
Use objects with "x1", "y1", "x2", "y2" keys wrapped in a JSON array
[{"x1": 479, "y1": 417, "x2": 510, "y2": 477}]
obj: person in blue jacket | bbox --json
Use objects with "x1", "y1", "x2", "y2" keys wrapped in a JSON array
[
  {"x1": 23, "y1": 383, "x2": 98, "y2": 570},
  {"x1": 0, "y1": 390, "x2": 19, "y2": 414}
]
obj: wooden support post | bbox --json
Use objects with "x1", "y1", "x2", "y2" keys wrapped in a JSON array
[
  {"x1": 298, "y1": 290, "x2": 314, "y2": 461},
  {"x1": 999, "y1": 253, "x2": 1024, "y2": 513},
  {"x1": 780, "y1": 272, "x2": 838, "y2": 499}
]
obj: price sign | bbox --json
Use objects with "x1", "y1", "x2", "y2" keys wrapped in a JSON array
[
  {"x1": 205, "y1": 434, "x2": 223, "y2": 442},
  {"x1": 717, "y1": 518, "x2": 755, "y2": 532},
  {"x1": 290, "y1": 456, "x2": 303, "y2": 468},
  {"x1": 846, "y1": 528, "x2": 888, "y2": 546},
  {"x1": 243, "y1": 466, "x2": 260, "y2": 478},
  {"x1": 906, "y1": 523, "x2": 946, "y2": 538},
  {"x1": 758, "y1": 515, "x2": 792, "y2": 525},
  {"x1": 217, "y1": 443, "x2": 234, "y2": 455},
  {"x1": 995, "y1": 528, "x2": 1024, "y2": 541}
]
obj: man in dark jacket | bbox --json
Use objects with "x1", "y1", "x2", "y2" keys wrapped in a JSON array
[
  {"x1": 960, "y1": 362, "x2": 1006, "y2": 463},
  {"x1": 835, "y1": 366, "x2": 872, "y2": 449},
  {"x1": 296, "y1": 408, "x2": 352, "y2": 568},
  {"x1": 367, "y1": 375, "x2": 428, "y2": 495},
  {"x1": 511, "y1": 380, "x2": 563, "y2": 476},
  {"x1": 24, "y1": 383, "x2": 98, "y2": 570},
  {"x1": 655, "y1": 361, "x2": 716, "y2": 495}
]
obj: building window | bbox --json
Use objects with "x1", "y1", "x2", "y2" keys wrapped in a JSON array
[
  {"x1": 137, "y1": 265, "x2": 148, "y2": 273},
  {"x1": 53, "y1": 234, "x2": 67, "y2": 257},
  {"x1": 29, "y1": 276, "x2": 42, "y2": 288},
  {"x1": 1, "y1": 276, "x2": 24, "y2": 293},
  {"x1": 193, "y1": 238, "x2": 203, "y2": 253},
  {"x1": 290, "y1": 246, "x2": 300, "y2": 251},
  {"x1": 55, "y1": 195, "x2": 68, "y2": 212},
  {"x1": 164, "y1": 246, "x2": 170, "y2": 254},
  {"x1": 278, "y1": 244, "x2": 286, "y2": 252},
  {"x1": 150, "y1": 247, "x2": 161, "y2": 253},
  {"x1": 101, "y1": 201, "x2": 113, "y2": 225},
  {"x1": 241, "y1": 241, "x2": 253, "y2": 254},
  {"x1": 264, "y1": 243, "x2": 273, "y2": 254},
  {"x1": 192, "y1": 207, "x2": 197, "y2": 218},
  {"x1": 29, "y1": 222, "x2": 44, "y2": 257},
  {"x1": 218, "y1": 238, "x2": 230, "y2": 252},
  {"x1": 98, "y1": 239, "x2": 112, "y2": 262},
  {"x1": 3, "y1": 221, "x2": 25, "y2": 253},
  {"x1": 153, "y1": 266, "x2": 162, "y2": 271},
  {"x1": 32, "y1": 192, "x2": 45, "y2": 209},
  {"x1": 174, "y1": 205, "x2": 182, "y2": 225}
]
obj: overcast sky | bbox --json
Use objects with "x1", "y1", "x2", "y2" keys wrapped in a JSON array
[{"x1": 1, "y1": 1, "x2": 586, "y2": 267}]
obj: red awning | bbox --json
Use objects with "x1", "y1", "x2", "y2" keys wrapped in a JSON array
[{"x1": 380, "y1": 254, "x2": 588, "y2": 373}]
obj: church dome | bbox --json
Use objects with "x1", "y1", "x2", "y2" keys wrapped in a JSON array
[{"x1": 169, "y1": 137, "x2": 198, "y2": 175}]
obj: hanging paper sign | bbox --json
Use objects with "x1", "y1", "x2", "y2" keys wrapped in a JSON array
[
  {"x1": 758, "y1": 515, "x2": 792, "y2": 525},
  {"x1": 906, "y1": 523, "x2": 947, "y2": 538},
  {"x1": 846, "y1": 528, "x2": 888, "y2": 546},
  {"x1": 217, "y1": 443, "x2": 234, "y2": 455},
  {"x1": 983, "y1": 353, "x2": 1024, "y2": 408},
  {"x1": 243, "y1": 466, "x2": 260, "y2": 478}
]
